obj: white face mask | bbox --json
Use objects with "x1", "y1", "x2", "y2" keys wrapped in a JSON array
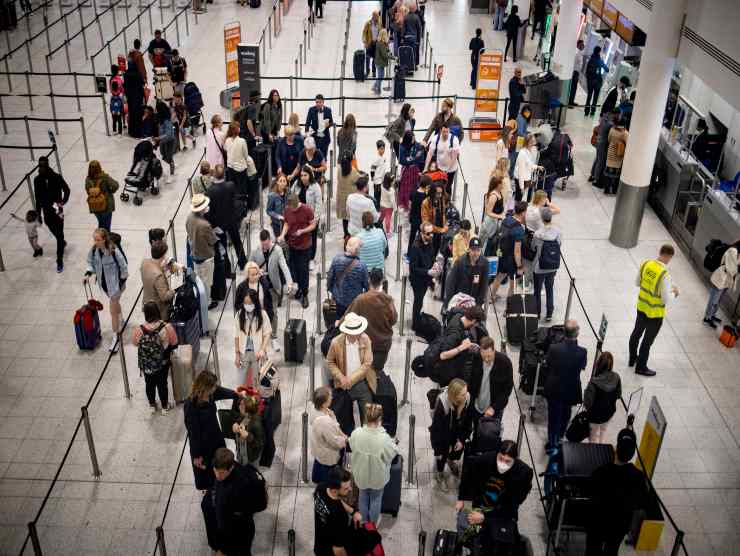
[
  {"x1": 497, "y1": 459, "x2": 513, "y2": 474},
  {"x1": 243, "y1": 304, "x2": 255, "y2": 313}
]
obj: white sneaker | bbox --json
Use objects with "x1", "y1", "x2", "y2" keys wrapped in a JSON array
[
  {"x1": 375, "y1": 515, "x2": 383, "y2": 527},
  {"x1": 271, "y1": 338, "x2": 281, "y2": 352},
  {"x1": 150, "y1": 404, "x2": 158, "y2": 415},
  {"x1": 161, "y1": 406, "x2": 169, "y2": 416},
  {"x1": 108, "y1": 335, "x2": 119, "y2": 353}
]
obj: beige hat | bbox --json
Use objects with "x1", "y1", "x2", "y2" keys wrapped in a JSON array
[
  {"x1": 191, "y1": 193, "x2": 210, "y2": 213},
  {"x1": 339, "y1": 312, "x2": 368, "y2": 336}
]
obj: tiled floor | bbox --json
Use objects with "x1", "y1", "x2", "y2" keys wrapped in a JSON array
[{"x1": 1, "y1": 0, "x2": 739, "y2": 554}]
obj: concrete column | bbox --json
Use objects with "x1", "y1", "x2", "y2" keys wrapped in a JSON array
[
  {"x1": 551, "y1": 0, "x2": 583, "y2": 81},
  {"x1": 609, "y1": 0, "x2": 687, "y2": 248}
]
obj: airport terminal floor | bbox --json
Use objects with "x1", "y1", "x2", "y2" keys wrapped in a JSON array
[{"x1": 0, "y1": 0, "x2": 739, "y2": 554}]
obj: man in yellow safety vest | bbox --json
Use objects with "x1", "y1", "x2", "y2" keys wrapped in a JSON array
[{"x1": 629, "y1": 244, "x2": 679, "y2": 376}]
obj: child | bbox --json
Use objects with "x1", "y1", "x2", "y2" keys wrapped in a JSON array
[
  {"x1": 13, "y1": 210, "x2": 42, "y2": 257},
  {"x1": 232, "y1": 395, "x2": 265, "y2": 467},
  {"x1": 451, "y1": 219, "x2": 472, "y2": 263},
  {"x1": 191, "y1": 160, "x2": 212, "y2": 195},
  {"x1": 171, "y1": 92, "x2": 194, "y2": 150},
  {"x1": 370, "y1": 139, "x2": 388, "y2": 210},
  {"x1": 141, "y1": 105, "x2": 156, "y2": 138},
  {"x1": 379, "y1": 172, "x2": 396, "y2": 236},
  {"x1": 109, "y1": 65, "x2": 124, "y2": 136}
]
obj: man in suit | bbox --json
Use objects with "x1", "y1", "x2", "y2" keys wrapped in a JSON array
[
  {"x1": 304, "y1": 94, "x2": 334, "y2": 159},
  {"x1": 544, "y1": 319, "x2": 587, "y2": 449},
  {"x1": 207, "y1": 164, "x2": 246, "y2": 272}
]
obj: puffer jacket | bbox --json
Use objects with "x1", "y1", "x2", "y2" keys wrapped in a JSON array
[
  {"x1": 428, "y1": 390, "x2": 472, "y2": 456},
  {"x1": 583, "y1": 370, "x2": 622, "y2": 424}
]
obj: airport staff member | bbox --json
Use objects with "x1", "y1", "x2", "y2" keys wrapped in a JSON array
[{"x1": 628, "y1": 244, "x2": 679, "y2": 377}]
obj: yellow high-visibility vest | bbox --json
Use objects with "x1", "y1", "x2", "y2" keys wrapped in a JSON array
[{"x1": 636, "y1": 260, "x2": 667, "y2": 319}]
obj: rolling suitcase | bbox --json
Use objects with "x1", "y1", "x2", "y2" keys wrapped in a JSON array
[
  {"x1": 393, "y1": 66, "x2": 406, "y2": 102},
  {"x1": 380, "y1": 454, "x2": 403, "y2": 516},
  {"x1": 173, "y1": 315, "x2": 201, "y2": 364},
  {"x1": 154, "y1": 67, "x2": 174, "y2": 101},
  {"x1": 432, "y1": 530, "x2": 459, "y2": 556},
  {"x1": 353, "y1": 49, "x2": 366, "y2": 81},
  {"x1": 373, "y1": 371, "x2": 398, "y2": 437},
  {"x1": 171, "y1": 344, "x2": 194, "y2": 403},
  {"x1": 505, "y1": 276, "x2": 537, "y2": 345},
  {"x1": 74, "y1": 285, "x2": 102, "y2": 351},
  {"x1": 283, "y1": 298, "x2": 307, "y2": 363},
  {"x1": 398, "y1": 45, "x2": 414, "y2": 75}
]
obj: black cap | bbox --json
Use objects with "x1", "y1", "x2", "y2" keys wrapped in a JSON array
[
  {"x1": 469, "y1": 237, "x2": 482, "y2": 250},
  {"x1": 616, "y1": 428, "x2": 637, "y2": 462}
]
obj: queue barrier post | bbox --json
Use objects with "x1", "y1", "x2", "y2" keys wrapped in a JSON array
[
  {"x1": 320, "y1": 222, "x2": 326, "y2": 277},
  {"x1": 3, "y1": 58, "x2": 11, "y2": 91},
  {"x1": 395, "y1": 224, "x2": 403, "y2": 282},
  {"x1": 25, "y1": 40, "x2": 34, "y2": 73},
  {"x1": 185, "y1": 8, "x2": 190, "y2": 36},
  {"x1": 50, "y1": 95, "x2": 60, "y2": 135},
  {"x1": 516, "y1": 413, "x2": 524, "y2": 448},
  {"x1": 100, "y1": 93, "x2": 110, "y2": 136},
  {"x1": 289, "y1": 76, "x2": 294, "y2": 118},
  {"x1": 210, "y1": 330, "x2": 220, "y2": 380},
  {"x1": 111, "y1": 0, "x2": 118, "y2": 33},
  {"x1": 168, "y1": 219, "x2": 178, "y2": 262},
  {"x1": 563, "y1": 277, "x2": 575, "y2": 322},
  {"x1": 81, "y1": 405, "x2": 102, "y2": 477},
  {"x1": 52, "y1": 144, "x2": 62, "y2": 178},
  {"x1": 299, "y1": 45, "x2": 303, "y2": 77},
  {"x1": 0, "y1": 95, "x2": 7, "y2": 135},
  {"x1": 3, "y1": 26, "x2": 10, "y2": 56},
  {"x1": 288, "y1": 529, "x2": 296, "y2": 556},
  {"x1": 670, "y1": 531, "x2": 685, "y2": 556},
  {"x1": 0, "y1": 248, "x2": 5, "y2": 272},
  {"x1": 261, "y1": 31, "x2": 266, "y2": 64},
  {"x1": 24, "y1": 117, "x2": 34, "y2": 161},
  {"x1": 398, "y1": 275, "x2": 407, "y2": 336},
  {"x1": 315, "y1": 272, "x2": 323, "y2": 335},
  {"x1": 245, "y1": 220, "x2": 252, "y2": 256},
  {"x1": 0, "y1": 156, "x2": 5, "y2": 191},
  {"x1": 28, "y1": 522, "x2": 42, "y2": 555},
  {"x1": 461, "y1": 180, "x2": 468, "y2": 219},
  {"x1": 308, "y1": 334, "x2": 316, "y2": 394},
  {"x1": 148, "y1": 2, "x2": 154, "y2": 34},
  {"x1": 175, "y1": 11, "x2": 180, "y2": 46},
  {"x1": 73, "y1": 72, "x2": 81, "y2": 111},
  {"x1": 80, "y1": 117, "x2": 90, "y2": 161},
  {"x1": 417, "y1": 531, "x2": 427, "y2": 556},
  {"x1": 401, "y1": 336, "x2": 412, "y2": 404},
  {"x1": 301, "y1": 411, "x2": 309, "y2": 483},
  {"x1": 80, "y1": 9, "x2": 89, "y2": 59},
  {"x1": 326, "y1": 149, "x2": 333, "y2": 232},
  {"x1": 407, "y1": 413, "x2": 416, "y2": 485},
  {"x1": 96, "y1": 16, "x2": 104, "y2": 50},
  {"x1": 156, "y1": 525, "x2": 167, "y2": 556},
  {"x1": 428, "y1": 49, "x2": 434, "y2": 81},
  {"x1": 24, "y1": 71, "x2": 33, "y2": 111},
  {"x1": 118, "y1": 332, "x2": 132, "y2": 398}
]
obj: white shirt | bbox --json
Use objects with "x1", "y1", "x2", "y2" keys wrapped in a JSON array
[
  {"x1": 514, "y1": 146, "x2": 538, "y2": 183},
  {"x1": 526, "y1": 205, "x2": 543, "y2": 233},
  {"x1": 371, "y1": 154, "x2": 388, "y2": 185},
  {"x1": 494, "y1": 138, "x2": 509, "y2": 164},
  {"x1": 380, "y1": 185, "x2": 396, "y2": 209},
  {"x1": 345, "y1": 337, "x2": 361, "y2": 374},
  {"x1": 225, "y1": 136, "x2": 250, "y2": 172},
  {"x1": 426, "y1": 132, "x2": 460, "y2": 173},
  {"x1": 317, "y1": 111, "x2": 325, "y2": 138},
  {"x1": 346, "y1": 192, "x2": 379, "y2": 235},
  {"x1": 574, "y1": 49, "x2": 585, "y2": 73}
]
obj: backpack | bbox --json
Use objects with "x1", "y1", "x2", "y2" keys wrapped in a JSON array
[
  {"x1": 171, "y1": 274, "x2": 199, "y2": 322},
  {"x1": 244, "y1": 464, "x2": 269, "y2": 513},
  {"x1": 184, "y1": 82, "x2": 204, "y2": 115},
  {"x1": 170, "y1": 59, "x2": 185, "y2": 83},
  {"x1": 110, "y1": 94, "x2": 124, "y2": 115},
  {"x1": 137, "y1": 323, "x2": 166, "y2": 375},
  {"x1": 86, "y1": 180, "x2": 108, "y2": 213},
  {"x1": 538, "y1": 238, "x2": 561, "y2": 270},
  {"x1": 704, "y1": 239, "x2": 729, "y2": 272}
]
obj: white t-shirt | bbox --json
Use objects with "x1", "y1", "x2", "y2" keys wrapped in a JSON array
[
  {"x1": 346, "y1": 193, "x2": 379, "y2": 235},
  {"x1": 371, "y1": 154, "x2": 387, "y2": 185},
  {"x1": 345, "y1": 337, "x2": 361, "y2": 374},
  {"x1": 427, "y1": 132, "x2": 460, "y2": 173},
  {"x1": 526, "y1": 205, "x2": 544, "y2": 233}
]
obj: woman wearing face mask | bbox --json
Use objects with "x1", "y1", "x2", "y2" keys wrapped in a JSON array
[
  {"x1": 514, "y1": 133, "x2": 544, "y2": 202},
  {"x1": 455, "y1": 440, "x2": 533, "y2": 552},
  {"x1": 233, "y1": 283, "x2": 272, "y2": 389},
  {"x1": 242, "y1": 261, "x2": 275, "y2": 344}
]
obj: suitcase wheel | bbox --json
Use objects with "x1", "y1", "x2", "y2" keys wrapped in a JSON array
[
  {"x1": 150, "y1": 186, "x2": 159, "y2": 196},
  {"x1": 120, "y1": 192, "x2": 129, "y2": 202},
  {"x1": 133, "y1": 196, "x2": 143, "y2": 206}
]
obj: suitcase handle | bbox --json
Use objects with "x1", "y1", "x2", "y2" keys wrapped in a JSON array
[{"x1": 83, "y1": 280, "x2": 94, "y2": 301}]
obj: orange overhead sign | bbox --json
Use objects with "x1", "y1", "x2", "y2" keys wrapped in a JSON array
[
  {"x1": 475, "y1": 52, "x2": 503, "y2": 113},
  {"x1": 224, "y1": 21, "x2": 241, "y2": 86}
]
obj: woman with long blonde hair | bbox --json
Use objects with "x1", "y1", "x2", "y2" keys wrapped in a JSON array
[
  {"x1": 429, "y1": 378, "x2": 472, "y2": 491},
  {"x1": 491, "y1": 156, "x2": 513, "y2": 210}
]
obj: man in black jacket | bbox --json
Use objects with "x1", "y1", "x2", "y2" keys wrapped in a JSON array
[
  {"x1": 409, "y1": 221, "x2": 436, "y2": 330},
  {"x1": 468, "y1": 336, "x2": 513, "y2": 433},
  {"x1": 33, "y1": 156, "x2": 70, "y2": 273},
  {"x1": 544, "y1": 319, "x2": 587, "y2": 449},
  {"x1": 403, "y1": 4, "x2": 423, "y2": 70},
  {"x1": 207, "y1": 164, "x2": 246, "y2": 272},
  {"x1": 202, "y1": 447, "x2": 267, "y2": 556},
  {"x1": 508, "y1": 66, "x2": 527, "y2": 120},
  {"x1": 432, "y1": 306, "x2": 485, "y2": 386},
  {"x1": 445, "y1": 237, "x2": 488, "y2": 307}
]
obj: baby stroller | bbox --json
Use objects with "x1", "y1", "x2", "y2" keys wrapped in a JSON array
[{"x1": 121, "y1": 141, "x2": 163, "y2": 205}]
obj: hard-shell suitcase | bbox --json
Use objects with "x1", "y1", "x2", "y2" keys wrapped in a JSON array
[
  {"x1": 506, "y1": 277, "x2": 537, "y2": 345},
  {"x1": 380, "y1": 454, "x2": 403, "y2": 516},
  {"x1": 432, "y1": 529, "x2": 459, "y2": 556},
  {"x1": 74, "y1": 284, "x2": 102, "y2": 351},
  {"x1": 393, "y1": 66, "x2": 406, "y2": 102},
  {"x1": 283, "y1": 299, "x2": 307, "y2": 363},
  {"x1": 171, "y1": 344, "x2": 194, "y2": 403},
  {"x1": 154, "y1": 67, "x2": 174, "y2": 101},
  {"x1": 398, "y1": 45, "x2": 414, "y2": 75},
  {"x1": 211, "y1": 242, "x2": 228, "y2": 302},
  {"x1": 373, "y1": 371, "x2": 398, "y2": 437},
  {"x1": 353, "y1": 49, "x2": 366, "y2": 81}
]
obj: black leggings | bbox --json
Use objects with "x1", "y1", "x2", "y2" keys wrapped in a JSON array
[
  {"x1": 435, "y1": 443, "x2": 464, "y2": 472},
  {"x1": 504, "y1": 34, "x2": 517, "y2": 61},
  {"x1": 144, "y1": 367, "x2": 169, "y2": 407}
]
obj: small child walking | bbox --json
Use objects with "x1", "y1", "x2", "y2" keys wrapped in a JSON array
[
  {"x1": 12, "y1": 210, "x2": 42, "y2": 257},
  {"x1": 109, "y1": 65, "x2": 125, "y2": 136},
  {"x1": 379, "y1": 172, "x2": 396, "y2": 235}
]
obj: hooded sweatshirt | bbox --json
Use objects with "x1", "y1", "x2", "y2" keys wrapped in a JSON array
[{"x1": 583, "y1": 370, "x2": 622, "y2": 424}]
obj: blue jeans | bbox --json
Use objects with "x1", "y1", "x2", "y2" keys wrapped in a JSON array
[
  {"x1": 358, "y1": 487, "x2": 384, "y2": 524},
  {"x1": 373, "y1": 65, "x2": 385, "y2": 93},
  {"x1": 547, "y1": 399, "x2": 571, "y2": 448},
  {"x1": 533, "y1": 272, "x2": 555, "y2": 319},
  {"x1": 704, "y1": 286, "x2": 725, "y2": 320},
  {"x1": 95, "y1": 212, "x2": 112, "y2": 232},
  {"x1": 493, "y1": 5, "x2": 505, "y2": 30}
]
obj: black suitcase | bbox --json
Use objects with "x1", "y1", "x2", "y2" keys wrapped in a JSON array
[
  {"x1": 506, "y1": 278, "x2": 537, "y2": 345},
  {"x1": 380, "y1": 454, "x2": 402, "y2": 516},
  {"x1": 249, "y1": 0, "x2": 260, "y2": 6},
  {"x1": 398, "y1": 45, "x2": 415, "y2": 75},
  {"x1": 210, "y1": 243, "x2": 228, "y2": 302},
  {"x1": 283, "y1": 299, "x2": 307, "y2": 363},
  {"x1": 0, "y1": 0, "x2": 17, "y2": 31},
  {"x1": 414, "y1": 312, "x2": 441, "y2": 343},
  {"x1": 353, "y1": 49, "x2": 366, "y2": 82},
  {"x1": 373, "y1": 371, "x2": 398, "y2": 437},
  {"x1": 432, "y1": 529, "x2": 459, "y2": 556},
  {"x1": 393, "y1": 66, "x2": 406, "y2": 102}
]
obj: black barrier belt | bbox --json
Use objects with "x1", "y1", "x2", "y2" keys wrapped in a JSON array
[
  {"x1": 88, "y1": 0, "x2": 157, "y2": 57},
  {"x1": 0, "y1": 116, "x2": 82, "y2": 121},
  {"x1": 0, "y1": 147, "x2": 54, "y2": 212},
  {"x1": 53, "y1": 0, "x2": 126, "y2": 57},
  {"x1": 0, "y1": 143, "x2": 56, "y2": 148},
  {"x1": 0, "y1": 92, "x2": 103, "y2": 98},
  {"x1": 28, "y1": 0, "x2": 91, "y2": 45},
  {"x1": 260, "y1": 74, "x2": 439, "y2": 84},
  {"x1": 0, "y1": 70, "x2": 99, "y2": 76}
]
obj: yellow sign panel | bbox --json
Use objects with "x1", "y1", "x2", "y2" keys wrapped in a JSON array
[
  {"x1": 635, "y1": 396, "x2": 666, "y2": 480},
  {"x1": 475, "y1": 51, "x2": 503, "y2": 113},
  {"x1": 224, "y1": 22, "x2": 241, "y2": 86}
]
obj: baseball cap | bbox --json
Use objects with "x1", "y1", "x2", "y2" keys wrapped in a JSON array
[{"x1": 469, "y1": 237, "x2": 482, "y2": 250}]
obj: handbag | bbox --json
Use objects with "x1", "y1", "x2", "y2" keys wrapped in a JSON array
[
  {"x1": 330, "y1": 388, "x2": 355, "y2": 437},
  {"x1": 719, "y1": 324, "x2": 738, "y2": 348},
  {"x1": 565, "y1": 408, "x2": 590, "y2": 443},
  {"x1": 218, "y1": 407, "x2": 238, "y2": 440}
]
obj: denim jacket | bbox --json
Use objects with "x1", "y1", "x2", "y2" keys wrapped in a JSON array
[
  {"x1": 266, "y1": 191, "x2": 286, "y2": 227},
  {"x1": 327, "y1": 254, "x2": 369, "y2": 308},
  {"x1": 86, "y1": 247, "x2": 128, "y2": 298}
]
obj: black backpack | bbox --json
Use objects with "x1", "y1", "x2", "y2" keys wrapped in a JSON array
[
  {"x1": 137, "y1": 323, "x2": 166, "y2": 375},
  {"x1": 171, "y1": 274, "x2": 199, "y2": 322},
  {"x1": 245, "y1": 465, "x2": 269, "y2": 513},
  {"x1": 704, "y1": 239, "x2": 729, "y2": 272},
  {"x1": 538, "y1": 238, "x2": 561, "y2": 270}
]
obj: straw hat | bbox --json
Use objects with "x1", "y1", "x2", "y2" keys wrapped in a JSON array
[
  {"x1": 339, "y1": 312, "x2": 368, "y2": 336},
  {"x1": 190, "y1": 193, "x2": 210, "y2": 213}
]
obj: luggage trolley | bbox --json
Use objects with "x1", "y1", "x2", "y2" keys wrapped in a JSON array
[{"x1": 544, "y1": 442, "x2": 614, "y2": 555}]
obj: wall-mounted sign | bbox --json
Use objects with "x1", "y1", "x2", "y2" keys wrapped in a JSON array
[{"x1": 224, "y1": 22, "x2": 241, "y2": 87}]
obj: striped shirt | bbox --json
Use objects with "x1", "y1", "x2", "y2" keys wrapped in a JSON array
[{"x1": 357, "y1": 227, "x2": 387, "y2": 271}]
